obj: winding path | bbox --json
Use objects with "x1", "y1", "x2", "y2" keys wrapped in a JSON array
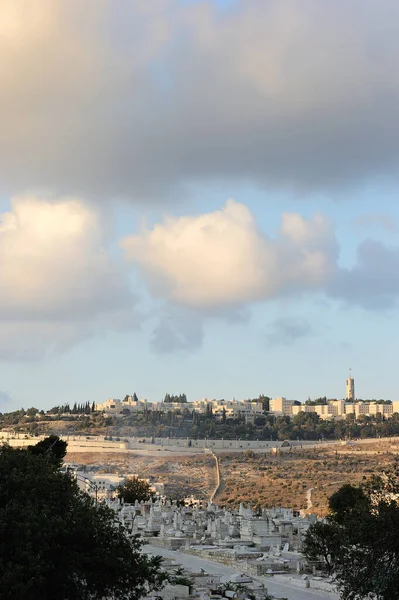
[{"x1": 208, "y1": 450, "x2": 221, "y2": 503}]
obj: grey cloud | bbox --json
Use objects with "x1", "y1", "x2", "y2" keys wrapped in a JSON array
[
  {"x1": 150, "y1": 308, "x2": 204, "y2": 354},
  {"x1": 217, "y1": 306, "x2": 252, "y2": 325},
  {"x1": 1, "y1": 1, "x2": 399, "y2": 200},
  {"x1": 0, "y1": 390, "x2": 11, "y2": 406},
  {"x1": 150, "y1": 303, "x2": 250, "y2": 354},
  {"x1": 329, "y1": 240, "x2": 399, "y2": 309},
  {"x1": 353, "y1": 214, "x2": 398, "y2": 233},
  {"x1": 0, "y1": 307, "x2": 139, "y2": 362},
  {"x1": 265, "y1": 316, "x2": 312, "y2": 346},
  {"x1": 340, "y1": 341, "x2": 353, "y2": 350}
]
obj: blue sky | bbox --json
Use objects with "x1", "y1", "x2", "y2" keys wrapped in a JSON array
[{"x1": 0, "y1": 0, "x2": 399, "y2": 411}]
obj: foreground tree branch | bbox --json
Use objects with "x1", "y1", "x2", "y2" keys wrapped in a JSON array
[
  {"x1": 302, "y1": 460, "x2": 399, "y2": 600},
  {"x1": 0, "y1": 440, "x2": 165, "y2": 600}
]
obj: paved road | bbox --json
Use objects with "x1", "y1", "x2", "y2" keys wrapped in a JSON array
[{"x1": 143, "y1": 545, "x2": 339, "y2": 600}]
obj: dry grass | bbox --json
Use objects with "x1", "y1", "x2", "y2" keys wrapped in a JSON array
[
  {"x1": 216, "y1": 443, "x2": 397, "y2": 515},
  {"x1": 66, "y1": 451, "x2": 216, "y2": 500},
  {"x1": 67, "y1": 441, "x2": 399, "y2": 515}
]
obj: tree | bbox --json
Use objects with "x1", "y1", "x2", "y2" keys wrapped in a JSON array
[
  {"x1": 0, "y1": 441, "x2": 164, "y2": 600},
  {"x1": 163, "y1": 393, "x2": 187, "y2": 403},
  {"x1": 27, "y1": 434, "x2": 67, "y2": 467},
  {"x1": 258, "y1": 395, "x2": 270, "y2": 411},
  {"x1": 166, "y1": 567, "x2": 194, "y2": 592},
  {"x1": 305, "y1": 397, "x2": 328, "y2": 405},
  {"x1": 302, "y1": 462, "x2": 399, "y2": 600},
  {"x1": 26, "y1": 406, "x2": 39, "y2": 417},
  {"x1": 301, "y1": 521, "x2": 339, "y2": 575},
  {"x1": 117, "y1": 476, "x2": 154, "y2": 504}
]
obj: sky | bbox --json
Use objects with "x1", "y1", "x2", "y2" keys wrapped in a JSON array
[{"x1": 1, "y1": 0, "x2": 399, "y2": 411}]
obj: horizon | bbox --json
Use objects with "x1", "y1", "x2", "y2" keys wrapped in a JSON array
[{"x1": 4, "y1": 391, "x2": 398, "y2": 415}]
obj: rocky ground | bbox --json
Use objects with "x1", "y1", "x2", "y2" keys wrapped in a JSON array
[
  {"x1": 216, "y1": 441, "x2": 399, "y2": 514},
  {"x1": 66, "y1": 451, "x2": 217, "y2": 500},
  {"x1": 67, "y1": 440, "x2": 399, "y2": 514}
]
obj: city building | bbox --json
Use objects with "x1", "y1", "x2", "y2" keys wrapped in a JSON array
[
  {"x1": 269, "y1": 397, "x2": 295, "y2": 416},
  {"x1": 96, "y1": 397, "x2": 265, "y2": 419},
  {"x1": 346, "y1": 368, "x2": 355, "y2": 401}
]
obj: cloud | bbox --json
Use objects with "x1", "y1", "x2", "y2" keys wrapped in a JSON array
[
  {"x1": 123, "y1": 199, "x2": 338, "y2": 309},
  {"x1": 329, "y1": 240, "x2": 399, "y2": 309},
  {"x1": 0, "y1": 0, "x2": 398, "y2": 199},
  {"x1": 353, "y1": 214, "x2": 398, "y2": 233},
  {"x1": 123, "y1": 200, "x2": 399, "y2": 353},
  {"x1": 2, "y1": 195, "x2": 397, "y2": 360},
  {"x1": 0, "y1": 390, "x2": 11, "y2": 407},
  {"x1": 149, "y1": 303, "x2": 251, "y2": 354},
  {"x1": 150, "y1": 307, "x2": 204, "y2": 354},
  {"x1": 265, "y1": 317, "x2": 312, "y2": 346},
  {"x1": 0, "y1": 196, "x2": 135, "y2": 358}
]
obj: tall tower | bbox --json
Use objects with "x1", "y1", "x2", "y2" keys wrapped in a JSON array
[{"x1": 346, "y1": 367, "x2": 355, "y2": 401}]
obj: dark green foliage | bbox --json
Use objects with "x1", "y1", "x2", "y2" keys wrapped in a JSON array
[
  {"x1": 117, "y1": 476, "x2": 154, "y2": 504},
  {"x1": 247, "y1": 395, "x2": 270, "y2": 411},
  {"x1": 47, "y1": 402, "x2": 92, "y2": 415},
  {"x1": 328, "y1": 483, "x2": 369, "y2": 522},
  {"x1": 166, "y1": 567, "x2": 194, "y2": 591},
  {"x1": 3, "y1": 399, "x2": 399, "y2": 442},
  {"x1": 163, "y1": 393, "x2": 187, "y2": 403},
  {"x1": 123, "y1": 393, "x2": 139, "y2": 404},
  {"x1": 305, "y1": 397, "x2": 328, "y2": 405},
  {"x1": 301, "y1": 521, "x2": 340, "y2": 575},
  {"x1": 0, "y1": 445, "x2": 164, "y2": 600},
  {"x1": 302, "y1": 461, "x2": 399, "y2": 600},
  {"x1": 100, "y1": 406, "x2": 399, "y2": 442},
  {"x1": 27, "y1": 434, "x2": 67, "y2": 467}
]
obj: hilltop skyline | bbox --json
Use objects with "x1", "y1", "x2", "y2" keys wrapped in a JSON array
[{"x1": 1, "y1": 1, "x2": 399, "y2": 411}]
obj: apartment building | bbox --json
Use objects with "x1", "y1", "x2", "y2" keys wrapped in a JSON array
[
  {"x1": 273, "y1": 399, "x2": 399, "y2": 421},
  {"x1": 96, "y1": 397, "x2": 265, "y2": 418},
  {"x1": 269, "y1": 397, "x2": 295, "y2": 416}
]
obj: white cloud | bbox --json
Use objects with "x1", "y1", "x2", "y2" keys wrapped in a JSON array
[
  {"x1": 122, "y1": 199, "x2": 338, "y2": 309},
  {"x1": 0, "y1": 196, "x2": 135, "y2": 358}
]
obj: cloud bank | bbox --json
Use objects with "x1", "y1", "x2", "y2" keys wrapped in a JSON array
[
  {"x1": 0, "y1": 196, "x2": 135, "y2": 358},
  {"x1": 0, "y1": 196, "x2": 398, "y2": 359},
  {"x1": 330, "y1": 240, "x2": 399, "y2": 310},
  {"x1": 0, "y1": 0, "x2": 398, "y2": 199},
  {"x1": 123, "y1": 199, "x2": 338, "y2": 308},
  {"x1": 124, "y1": 199, "x2": 399, "y2": 331}
]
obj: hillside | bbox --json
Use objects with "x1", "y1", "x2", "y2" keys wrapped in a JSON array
[
  {"x1": 66, "y1": 450, "x2": 217, "y2": 501},
  {"x1": 215, "y1": 443, "x2": 396, "y2": 514},
  {"x1": 66, "y1": 440, "x2": 399, "y2": 515},
  {"x1": 6, "y1": 405, "x2": 399, "y2": 444}
]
